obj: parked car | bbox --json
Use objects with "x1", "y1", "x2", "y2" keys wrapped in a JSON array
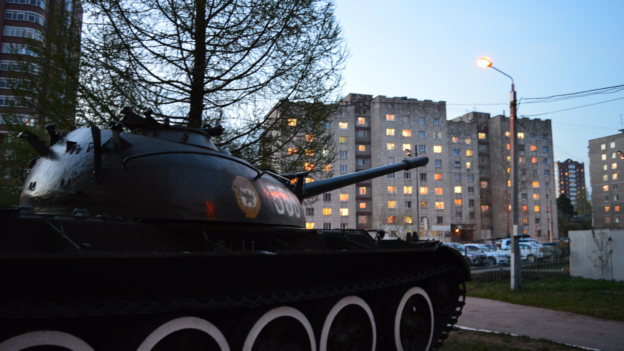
[
  {"x1": 542, "y1": 242, "x2": 569, "y2": 257},
  {"x1": 503, "y1": 243, "x2": 547, "y2": 263},
  {"x1": 465, "y1": 244, "x2": 510, "y2": 266},
  {"x1": 442, "y1": 243, "x2": 487, "y2": 266}
]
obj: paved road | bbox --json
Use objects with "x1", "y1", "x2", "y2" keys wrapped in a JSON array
[{"x1": 457, "y1": 297, "x2": 624, "y2": 351}]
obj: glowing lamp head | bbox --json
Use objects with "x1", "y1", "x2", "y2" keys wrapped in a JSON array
[
  {"x1": 477, "y1": 57, "x2": 492, "y2": 68},
  {"x1": 455, "y1": 229, "x2": 460, "y2": 233}
]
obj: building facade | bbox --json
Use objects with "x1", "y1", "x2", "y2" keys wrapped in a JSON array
[
  {"x1": 588, "y1": 132, "x2": 624, "y2": 228},
  {"x1": 302, "y1": 93, "x2": 559, "y2": 242},
  {"x1": 0, "y1": 0, "x2": 82, "y2": 131},
  {"x1": 554, "y1": 159, "x2": 586, "y2": 207}
]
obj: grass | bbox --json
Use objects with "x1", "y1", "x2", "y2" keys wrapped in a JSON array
[
  {"x1": 442, "y1": 328, "x2": 584, "y2": 351},
  {"x1": 467, "y1": 276, "x2": 624, "y2": 322}
]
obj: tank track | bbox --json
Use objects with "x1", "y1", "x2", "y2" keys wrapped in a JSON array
[{"x1": 1, "y1": 263, "x2": 466, "y2": 350}]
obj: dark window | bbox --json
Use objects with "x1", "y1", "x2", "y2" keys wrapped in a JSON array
[
  {"x1": 323, "y1": 193, "x2": 331, "y2": 201},
  {"x1": 306, "y1": 208, "x2": 314, "y2": 216}
]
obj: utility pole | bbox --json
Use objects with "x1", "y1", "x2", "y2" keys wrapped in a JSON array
[
  {"x1": 477, "y1": 57, "x2": 521, "y2": 290},
  {"x1": 415, "y1": 148, "x2": 420, "y2": 239}
]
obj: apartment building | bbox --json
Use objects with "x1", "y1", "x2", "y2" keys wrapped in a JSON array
[
  {"x1": 588, "y1": 132, "x2": 624, "y2": 227},
  {"x1": 302, "y1": 93, "x2": 559, "y2": 241},
  {"x1": 0, "y1": 0, "x2": 82, "y2": 128},
  {"x1": 555, "y1": 159, "x2": 586, "y2": 207}
]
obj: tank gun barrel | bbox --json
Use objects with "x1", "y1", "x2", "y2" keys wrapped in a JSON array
[{"x1": 301, "y1": 156, "x2": 428, "y2": 200}]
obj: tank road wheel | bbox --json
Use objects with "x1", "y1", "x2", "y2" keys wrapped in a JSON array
[
  {"x1": 231, "y1": 306, "x2": 316, "y2": 351},
  {"x1": 124, "y1": 316, "x2": 230, "y2": 351},
  {"x1": 312, "y1": 296, "x2": 376, "y2": 351},
  {"x1": 380, "y1": 287, "x2": 434, "y2": 351},
  {"x1": 0, "y1": 331, "x2": 95, "y2": 351}
]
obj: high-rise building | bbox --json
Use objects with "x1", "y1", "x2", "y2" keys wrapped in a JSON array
[
  {"x1": 301, "y1": 94, "x2": 559, "y2": 242},
  {"x1": 0, "y1": 0, "x2": 83, "y2": 130},
  {"x1": 554, "y1": 159, "x2": 586, "y2": 207},
  {"x1": 588, "y1": 132, "x2": 624, "y2": 227}
]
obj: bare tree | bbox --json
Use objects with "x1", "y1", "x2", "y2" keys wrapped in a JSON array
[
  {"x1": 371, "y1": 205, "x2": 419, "y2": 240},
  {"x1": 81, "y1": 0, "x2": 347, "y2": 165}
]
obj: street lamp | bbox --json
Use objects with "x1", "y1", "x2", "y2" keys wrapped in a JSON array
[{"x1": 478, "y1": 57, "x2": 521, "y2": 290}]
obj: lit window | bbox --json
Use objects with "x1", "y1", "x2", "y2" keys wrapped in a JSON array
[
  {"x1": 505, "y1": 131, "x2": 510, "y2": 137},
  {"x1": 304, "y1": 162, "x2": 314, "y2": 171},
  {"x1": 466, "y1": 138, "x2": 471, "y2": 144},
  {"x1": 535, "y1": 206, "x2": 540, "y2": 212},
  {"x1": 421, "y1": 201, "x2": 428, "y2": 209},
  {"x1": 603, "y1": 165, "x2": 608, "y2": 171},
  {"x1": 386, "y1": 128, "x2": 395, "y2": 136},
  {"x1": 339, "y1": 122, "x2": 348, "y2": 129},
  {"x1": 306, "y1": 135, "x2": 315, "y2": 142},
  {"x1": 466, "y1": 150, "x2": 473, "y2": 156},
  {"x1": 611, "y1": 142, "x2": 616, "y2": 148},
  {"x1": 454, "y1": 186, "x2": 462, "y2": 193},
  {"x1": 616, "y1": 206, "x2": 620, "y2": 212},
  {"x1": 519, "y1": 157, "x2": 525, "y2": 163},
  {"x1": 402, "y1": 129, "x2": 411, "y2": 137},
  {"x1": 323, "y1": 208, "x2": 331, "y2": 215},
  {"x1": 420, "y1": 187, "x2": 428, "y2": 194},
  {"x1": 340, "y1": 194, "x2": 348, "y2": 201},
  {"x1": 435, "y1": 188, "x2": 443, "y2": 195},
  {"x1": 358, "y1": 215, "x2": 368, "y2": 223},
  {"x1": 404, "y1": 216, "x2": 413, "y2": 224},
  {"x1": 403, "y1": 144, "x2": 411, "y2": 151},
  {"x1": 387, "y1": 143, "x2": 395, "y2": 150},
  {"x1": 603, "y1": 175, "x2": 608, "y2": 181},
  {"x1": 357, "y1": 117, "x2": 366, "y2": 125},
  {"x1": 288, "y1": 148, "x2": 297, "y2": 155},
  {"x1": 324, "y1": 165, "x2": 331, "y2": 171},
  {"x1": 481, "y1": 205, "x2": 489, "y2": 212},
  {"x1": 613, "y1": 153, "x2": 617, "y2": 159},
  {"x1": 478, "y1": 133, "x2": 486, "y2": 139},
  {"x1": 388, "y1": 201, "x2": 397, "y2": 208},
  {"x1": 305, "y1": 149, "x2": 314, "y2": 156},
  {"x1": 507, "y1": 168, "x2": 511, "y2": 173},
  {"x1": 533, "y1": 193, "x2": 540, "y2": 200},
  {"x1": 306, "y1": 177, "x2": 314, "y2": 183},
  {"x1": 613, "y1": 163, "x2": 617, "y2": 169},
  {"x1": 433, "y1": 145, "x2": 442, "y2": 153},
  {"x1": 388, "y1": 216, "x2": 396, "y2": 223},
  {"x1": 404, "y1": 186, "x2": 413, "y2": 194},
  {"x1": 359, "y1": 202, "x2": 366, "y2": 209},
  {"x1": 518, "y1": 132, "x2": 524, "y2": 139},
  {"x1": 388, "y1": 186, "x2": 396, "y2": 193},
  {"x1": 614, "y1": 174, "x2": 618, "y2": 180},
  {"x1": 359, "y1": 187, "x2": 367, "y2": 195},
  {"x1": 339, "y1": 136, "x2": 347, "y2": 144},
  {"x1": 532, "y1": 157, "x2": 537, "y2": 163},
  {"x1": 455, "y1": 199, "x2": 462, "y2": 206},
  {"x1": 522, "y1": 205, "x2": 528, "y2": 212},
  {"x1": 531, "y1": 145, "x2": 537, "y2": 151},
  {"x1": 466, "y1": 162, "x2": 471, "y2": 169},
  {"x1": 533, "y1": 181, "x2": 539, "y2": 188},
  {"x1": 481, "y1": 181, "x2": 488, "y2": 189},
  {"x1": 386, "y1": 114, "x2": 395, "y2": 121},
  {"x1": 606, "y1": 217, "x2": 611, "y2": 223},
  {"x1": 358, "y1": 145, "x2": 366, "y2": 151},
  {"x1": 435, "y1": 202, "x2": 444, "y2": 209},
  {"x1": 435, "y1": 174, "x2": 442, "y2": 181},
  {"x1": 288, "y1": 119, "x2": 297, "y2": 126},
  {"x1": 601, "y1": 144, "x2": 606, "y2": 150},
  {"x1": 604, "y1": 185, "x2": 609, "y2": 191},
  {"x1": 452, "y1": 137, "x2": 459, "y2": 143},
  {"x1": 340, "y1": 208, "x2": 349, "y2": 216},
  {"x1": 306, "y1": 223, "x2": 315, "y2": 229},
  {"x1": 507, "y1": 180, "x2": 511, "y2": 187},
  {"x1": 507, "y1": 144, "x2": 510, "y2": 150},
  {"x1": 605, "y1": 206, "x2": 610, "y2": 212}
]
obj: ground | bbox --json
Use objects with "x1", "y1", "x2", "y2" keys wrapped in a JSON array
[{"x1": 442, "y1": 328, "x2": 584, "y2": 350}]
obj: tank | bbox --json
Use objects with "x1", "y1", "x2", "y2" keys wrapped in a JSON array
[{"x1": 0, "y1": 108, "x2": 470, "y2": 351}]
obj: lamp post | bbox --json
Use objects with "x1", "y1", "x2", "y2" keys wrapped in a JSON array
[{"x1": 478, "y1": 57, "x2": 521, "y2": 290}]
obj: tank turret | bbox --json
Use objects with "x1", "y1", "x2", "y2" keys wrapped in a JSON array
[{"x1": 19, "y1": 109, "x2": 428, "y2": 228}]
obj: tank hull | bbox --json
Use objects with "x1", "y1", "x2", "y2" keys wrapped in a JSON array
[{"x1": 0, "y1": 211, "x2": 470, "y2": 351}]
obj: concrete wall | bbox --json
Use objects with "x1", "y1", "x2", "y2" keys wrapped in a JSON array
[{"x1": 569, "y1": 230, "x2": 624, "y2": 281}]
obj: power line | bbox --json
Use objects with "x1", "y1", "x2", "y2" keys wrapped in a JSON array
[
  {"x1": 553, "y1": 144, "x2": 584, "y2": 161},
  {"x1": 521, "y1": 96, "x2": 624, "y2": 117},
  {"x1": 522, "y1": 84, "x2": 624, "y2": 104}
]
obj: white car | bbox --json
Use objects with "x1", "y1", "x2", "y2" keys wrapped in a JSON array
[
  {"x1": 503, "y1": 243, "x2": 546, "y2": 263},
  {"x1": 465, "y1": 244, "x2": 510, "y2": 266}
]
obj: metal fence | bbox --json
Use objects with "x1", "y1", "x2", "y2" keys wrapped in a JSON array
[{"x1": 470, "y1": 244, "x2": 570, "y2": 282}]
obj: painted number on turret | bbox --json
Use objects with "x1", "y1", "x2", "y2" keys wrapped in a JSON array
[
  {"x1": 266, "y1": 185, "x2": 300, "y2": 218},
  {"x1": 232, "y1": 176, "x2": 262, "y2": 218}
]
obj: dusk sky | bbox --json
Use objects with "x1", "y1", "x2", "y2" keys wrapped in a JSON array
[{"x1": 334, "y1": 0, "x2": 624, "y2": 193}]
